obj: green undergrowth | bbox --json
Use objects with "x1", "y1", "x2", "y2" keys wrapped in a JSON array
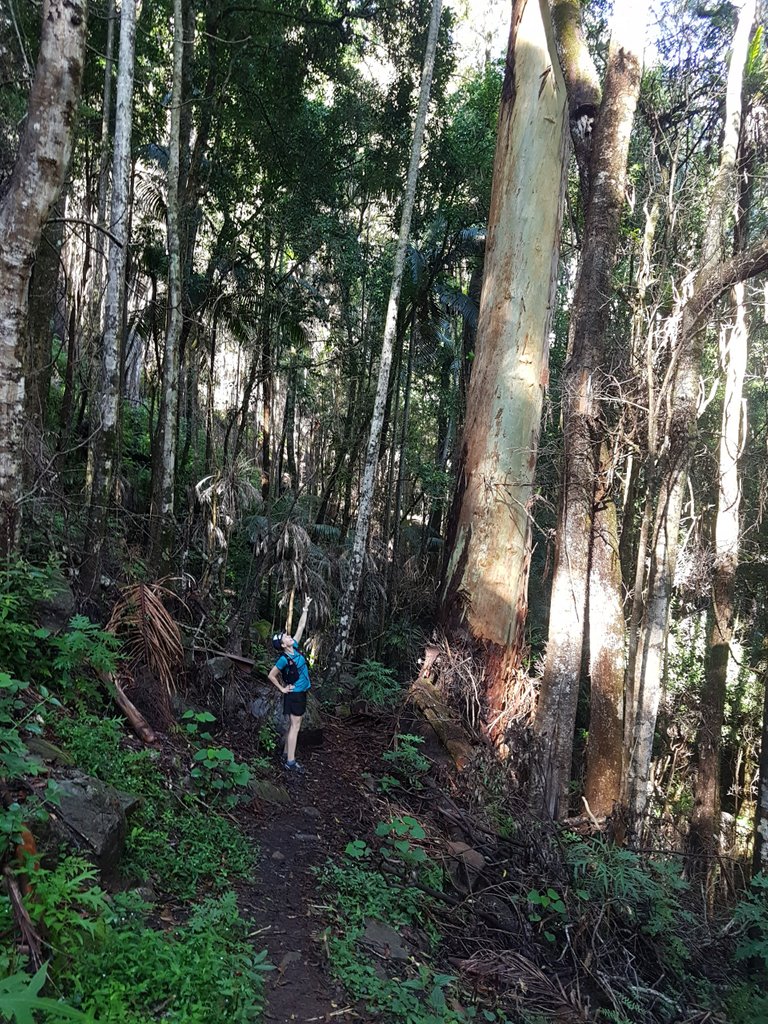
[
  {"x1": 0, "y1": 864, "x2": 270, "y2": 1023},
  {"x1": 0, "y1": 558, "x2": 266, "y2": 1021},
  {"x1": 320, "y1": 728, "x2": 768, "y2": 1024},
  {"x1": 53, "y1": 714, "x2": 254, "y2": 899}
]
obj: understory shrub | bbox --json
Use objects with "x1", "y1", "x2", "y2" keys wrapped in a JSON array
[
  {"x1": 354, "y1": 660, "x2": 402, "y2": 710},
  {"x1": 317, "y1": 838, "x2": 503, "y2": 1024},
  {"x1": 564, "y1": 835, "x2": 694, "y2": 973}
]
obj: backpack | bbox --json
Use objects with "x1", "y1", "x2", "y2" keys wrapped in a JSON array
[{"x1": 280, "y1": 653, "x2": 300, "y2": 688}]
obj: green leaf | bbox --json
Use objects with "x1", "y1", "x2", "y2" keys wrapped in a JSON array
[{"x1": 0, "y1": 964, "x2": 93, "y2": 1023}]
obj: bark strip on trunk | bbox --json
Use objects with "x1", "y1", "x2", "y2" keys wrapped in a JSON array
[
  {"x1": 584, "y1": 444, "x2": 625, "y2": 816},
  {"x1": 535, "y1": 2, "x2": 646, "y2": 817}
]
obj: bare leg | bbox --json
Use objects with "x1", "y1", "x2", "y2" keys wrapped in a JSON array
[{"x1": 285, "y1": 714, "x2": 302, "y2": 762}]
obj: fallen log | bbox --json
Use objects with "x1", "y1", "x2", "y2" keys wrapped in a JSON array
[
  {"x1": 99, "y1": 671, "x2": 157, "y2": 745},
  {"x1": 408, "y1": 646, "x2": 476, "y2": 770}
]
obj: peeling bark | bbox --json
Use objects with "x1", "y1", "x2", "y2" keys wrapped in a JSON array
[{"x1": 584, "y1": 445, "x2": 625, "y2": 817}]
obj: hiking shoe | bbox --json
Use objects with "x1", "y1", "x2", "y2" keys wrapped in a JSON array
[{"x1": 284, "y1": 759, "x2": 306, "y2": 774}]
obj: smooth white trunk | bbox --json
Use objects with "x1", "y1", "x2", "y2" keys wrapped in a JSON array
[
  {"x1": 90, "y1": 0, "x2": 117, "y2": 329},
  {"x1": 150, "y1": 0, "x2": 184, "y2": 565},
  {"x1": 442, "y1": 0, "x2": 568, "y2": 659}
]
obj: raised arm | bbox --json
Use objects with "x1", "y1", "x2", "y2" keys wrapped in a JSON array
[{"x1": 293, "y1": 596, "x2": 312, "y2": 646}]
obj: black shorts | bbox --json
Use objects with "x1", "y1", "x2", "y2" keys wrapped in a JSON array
[{"x1": 283, "y1": 690, "x2": 308, "y2": 717}]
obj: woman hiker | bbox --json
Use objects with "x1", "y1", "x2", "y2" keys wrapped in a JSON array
[{"x1": 268, "y1": 596, "x2": 312, "y2": 774}]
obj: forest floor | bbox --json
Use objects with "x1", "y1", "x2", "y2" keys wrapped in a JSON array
[{"x1": 238, "y1": 716, "x2": 388, "y2": 1023}]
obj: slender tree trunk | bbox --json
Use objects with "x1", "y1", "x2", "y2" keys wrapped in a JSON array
[
  {"x1": 149, "y1": 0, "x2": 184, "y2": 568},
  {"x1": 26, "y1": 196, "x2": 66, "y2": 435},
  {"x1": 81, "y1": 0, "x2": 137, "y2": 591},
  {"x1": 627, "y1": 0, "x2": 755, "y2": 821},
  {"x1": 204, "y1": 307, "x2": 218, "y2": 473},
  {"x1": 328, "y1": 0, "x2": 443, "y2": 674},
  {"x1": 381, "y1": 333, "x2": 403, "y2": 550},
  {"x1": 392, "y1": 314, "x2": 417, "y2": 583},
  {"x1": 261, "y1": 322, "x2": 272, "y2": 500},
  {"x1": 689, "y1": 280, "x2": 748, "y2": 860},
  {"x1": 0, "y1": 0, "x2": 86, "y2": 555},
  {"x1": 534, "y1": 1, "x2": 646, "y2": 816}
]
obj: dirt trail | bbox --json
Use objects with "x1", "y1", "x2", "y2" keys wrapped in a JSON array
[{"x1": 239, "y1": 718, "x2": 385, "y2": 1024}]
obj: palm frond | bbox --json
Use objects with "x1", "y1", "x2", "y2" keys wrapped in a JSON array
[
  {"x1": 134, "y1": 172, "x2": 167, "y2": 223},
  {"x1": 436, "y1": 282, "x2": 479, "y2": 329},
  {"x1": 106, "y1": 583, "x2": 184, "y2": 698}
]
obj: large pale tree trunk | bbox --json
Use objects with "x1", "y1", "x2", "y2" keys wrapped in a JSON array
[
  {"x1": 0, "y1": 0, "x2": 87, "y2": 555},
  {"x1": 82, "y1": 0, "x2": 137, "y2": 591},
  {"x1": 534, "y1": 2, "x2": 646, "y2": 817},
  {"x1": 328, "y1": 0, "x2": 443, "y2": 674},
  {"x1": 441, "y1": 0, "x2": 568, "y2": 736},
  {"x1": 627, "y1": 0, "x2": 755, "y2": 821},
  {"x1": 149, "y1": 0, "x2": 184, "y2": 568}
]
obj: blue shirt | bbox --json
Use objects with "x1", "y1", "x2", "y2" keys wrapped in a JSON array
[{"x1": 276, "y1": 642, "x2": 311, "y2": 692}]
